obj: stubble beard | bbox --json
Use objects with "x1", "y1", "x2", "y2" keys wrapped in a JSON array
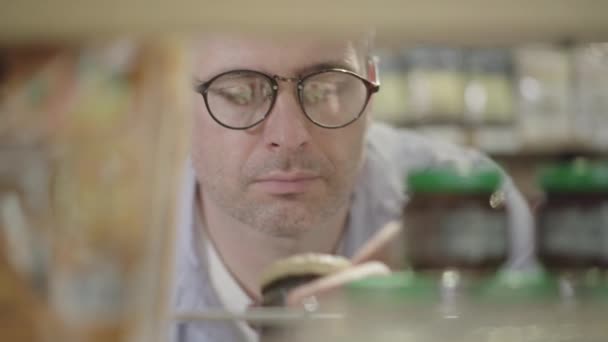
[{"x1": 198, "y1": 154, "x2": 359, "y2": 238}]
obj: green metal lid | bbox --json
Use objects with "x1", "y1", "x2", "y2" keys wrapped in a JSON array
[
  {"x1": 346, "y1": 271, "x2": 437, "y2": 300},
  {"x1": 474, "y1": 269, "x2": 559, "y2": 301},
  {"x1": 539, "y1": 159, "x2": 608, "y2": 193},
  {"x1": 407, "y1": 167, "x2": 502, "y2": 194}
]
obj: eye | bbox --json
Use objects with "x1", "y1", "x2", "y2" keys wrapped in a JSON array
[
  {"x1": 211, "y1": 77, "x2": 273, "y2": 106},
  {"x1": 302, "y1": 81, "x2": 338, "y2": 104},
  {"x1": 215, "y1": 84, "x2": 254, "y2": 105}
]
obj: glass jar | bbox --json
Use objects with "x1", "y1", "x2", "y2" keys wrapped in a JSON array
[
  {"x1": 403, "y1": 167, "x2": 508, "y2": 272},
  {"x1": 257, "y1": 253, "x2": 351, "y2": 342},
  {"x1": 537, "y1": 160, "x2": 608, "y2": 341},
  {"x1": 537, "y1": 160, "x2": 608, "y2": 270}
]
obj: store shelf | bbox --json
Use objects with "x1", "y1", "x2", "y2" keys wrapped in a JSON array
[
  {"x1": 1, "y1": 1, "x2": 607, "y2": 44},
  {"x1": 488, "y1": 145, "x2": 607, "y2": 159},
  {"x1": 388, "y1": 120, "x2": 608, "y2": 158}
]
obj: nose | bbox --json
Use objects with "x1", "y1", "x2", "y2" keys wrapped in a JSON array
[{"x1": 261, "y1": 88, "x2": 312, "y2": 151}]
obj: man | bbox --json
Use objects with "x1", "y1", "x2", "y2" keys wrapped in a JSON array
[{"x1": 171, "y1": 33, "x2": 533, "y2": 342}]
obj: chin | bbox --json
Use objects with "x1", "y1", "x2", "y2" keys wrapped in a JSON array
[
  {"x1": 256, "y1": 224, "x2": 316, "y2": 238},
  {"x1": 250, "y1": 205, "x2": 322, "y2": 237}
]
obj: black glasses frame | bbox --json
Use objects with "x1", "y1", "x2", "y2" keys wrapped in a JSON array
[{"x1": 195, "y1": 68, "x2": 380, "y2": 130}]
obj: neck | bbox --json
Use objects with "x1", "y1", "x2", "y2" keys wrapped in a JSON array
[{"x1": 197, "y1": 188, "x2": 349, "y2": 302}]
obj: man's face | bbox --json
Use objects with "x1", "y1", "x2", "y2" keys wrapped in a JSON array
[{"x1": 191, "y1": 35, "x2": 371, "y2": 237}]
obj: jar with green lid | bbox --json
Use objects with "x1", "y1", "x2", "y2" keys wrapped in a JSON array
[
  {"x1": 537, "y1": 160, "x2": 608, "y2": 270},
  {"x1": 403, "y1": 167, "x2": 508, "y2": 272},
  {"x1": 537, "y1": 160, "x2": 608, "y2": 341}
]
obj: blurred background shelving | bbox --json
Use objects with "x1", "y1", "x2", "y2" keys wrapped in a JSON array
[{"x1": 372, "y1": 42, "x2": 608, "y2": 198}]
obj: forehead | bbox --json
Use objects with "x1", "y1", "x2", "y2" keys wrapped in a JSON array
[{"x1": 192, "y1": 34, "x2": 363, "y2": 79}]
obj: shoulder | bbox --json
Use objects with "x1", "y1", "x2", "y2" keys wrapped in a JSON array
[{"x1": 365, "y1": 122, "x2": 493, "y2": 176}]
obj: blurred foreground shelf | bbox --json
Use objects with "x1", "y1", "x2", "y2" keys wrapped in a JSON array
[{"x1": 1, "y1": 0, "x2": 608, "y2": 44}]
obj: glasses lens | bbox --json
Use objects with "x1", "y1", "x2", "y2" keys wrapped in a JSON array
[
  {"x1": 205, "y1": 71, "x2": 274, "y2": 128},
  {"x1": 300, "y1": 71, "x2": 368, "y2": 127}
]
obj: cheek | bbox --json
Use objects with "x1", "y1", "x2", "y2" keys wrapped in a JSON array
[
  {"x1": 317, "y1": 122, "x2": 367, "y2": 172},
  {"x1": 191, "y1": 104, "x2": 225, "y2": 176},
  {"x1": 191, "y1": 105, "x2": 254, "y2": 181}
]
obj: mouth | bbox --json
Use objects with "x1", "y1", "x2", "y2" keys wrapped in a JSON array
[{"x1": 253, "y1": 172, "x2": 321, "y2": 195}]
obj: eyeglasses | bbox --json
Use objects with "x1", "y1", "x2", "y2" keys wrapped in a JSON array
[{"x1": 195, "y1": 68, "x2": 380, "y2": 130}]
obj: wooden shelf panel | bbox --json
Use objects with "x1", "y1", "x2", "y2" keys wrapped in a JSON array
[{"x1": 1, "y1": 1, "x2": 607, "y2": 44}]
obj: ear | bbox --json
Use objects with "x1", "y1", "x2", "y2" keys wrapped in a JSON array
[{"x1": 367, "y1": 56, "x2": 379, "y2": 84}]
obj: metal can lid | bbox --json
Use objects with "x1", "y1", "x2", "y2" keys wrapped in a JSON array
[
  {"x1": 539, "y1": 159, "x2": 608, "y2": 193},
  {"x1": 260, "y1": 253, "x2": 351, "y2": 290},
  {"x1": 407, "y1": 167, "x2": 502, "y2": 194}
]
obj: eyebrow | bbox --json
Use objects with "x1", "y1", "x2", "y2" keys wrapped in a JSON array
[
  {"x1": 193, "y1": 60, "x2": 361, "y2": 86},
  {"x1": 295, "y1": 61, "x2": 358, "y2": 76}
]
